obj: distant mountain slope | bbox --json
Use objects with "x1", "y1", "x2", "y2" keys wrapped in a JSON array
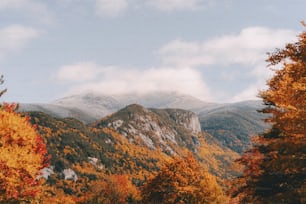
[
  {"x1": 198, "y1": 101, "x2": 269, "y2": 153},
  {"x1": 20, "y1": 92, "x2": 212, "y2": 123},
  {"x1": 19, "y1": 103, "x2": 96, "y2": 123},
  {"x1": 52, "y1": 92, "x2": 212, "y2": 118}
]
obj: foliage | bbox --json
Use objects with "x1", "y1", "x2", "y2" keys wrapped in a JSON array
[
  {"x1": 87, "y1": 174, "x2": 140, "y2": 204},
  {"x1": 142, "y1": 153, "x2": 227, "y2": 204},
  {"x1": 231, "y1": 29, "x2": 306, "y2": 203},
  {"x1": 0, "y1": 104, "x2": 49, "y2": 203},
  {"x1": 22, "y1": 104, "x2": 239, "y2": 202}
]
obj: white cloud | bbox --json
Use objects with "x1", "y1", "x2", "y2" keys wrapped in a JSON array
[
  {"x1": 145, "y1": 0, "x2": 203, "y2": 11},
  {"x1": 158, "y1": 27, "x2": 297, "y2": 67},
  {"x1": 95, "y1": 0, "x2": 128, "y2": 17},
  {"x1": 0, "y1": 25, "x2": 41, "y2": 60},
  {"x1": 158, "y1": 26, "x2": 297, "y2": 101},
  {"x1": 230, "y1": 83, "x2": 263, "y2": 102},
  {"x1": 56, "y1": 61, "x2": 212, "y2": 101},
  {"x1": 0, "y1": 0, "x2": 54, "y2": 24},
  {"x1": 57, "y1": 62, "x2": 105, "y2": 82}
]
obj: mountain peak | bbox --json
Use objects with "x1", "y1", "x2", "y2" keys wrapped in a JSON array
[{"x1": 94, "y1": 104, "x2": 202, "y2": 155}]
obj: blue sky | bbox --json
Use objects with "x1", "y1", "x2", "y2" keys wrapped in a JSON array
[{"x1": 0, "y1": 0, "x2": 305, "y2": 103}]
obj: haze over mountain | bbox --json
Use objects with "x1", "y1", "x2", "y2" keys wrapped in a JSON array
[
  {"x1": 20, "y1": 91, "x2": 268, "y2": 153},
  {"x1": 20, "y1": 92, "x2": 213, "y2": 122}
]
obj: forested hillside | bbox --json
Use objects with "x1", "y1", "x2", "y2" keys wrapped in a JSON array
[{"x1": 17, "y1": 105, "x2": 240, "y2": 202}]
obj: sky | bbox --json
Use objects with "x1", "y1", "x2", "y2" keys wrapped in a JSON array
[{"x1": 0, "y1": 0, "x2": 305, "y2": 103}]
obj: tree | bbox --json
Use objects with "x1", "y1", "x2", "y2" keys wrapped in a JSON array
[
  {"x1": 231, "y1": 28, "x2": 306, "y2": 203},
  {"x1": 0, "y1": 75, "x2": 7, "y2": 99},
  {"x1": 86, "y1": 174, "x2": 140, "y2": 204},
  {"x1": 0, "y1": 78, "x2": 49, "y2": 202},
  {"x1": 142, "y1": 153, "x2": 226, "y2": 204}
]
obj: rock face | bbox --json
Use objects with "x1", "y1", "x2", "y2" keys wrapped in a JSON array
[
  {"x1": 94, "y1": 104, "x2": 202, "y2": 155},
  {"x1": 63, "y1": 168, "x2": 78, "y2": 181},
  {"x1": 165, "y1": 109, "x2": 201, "y2": 134}
]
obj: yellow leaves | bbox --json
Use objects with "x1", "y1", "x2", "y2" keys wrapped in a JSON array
[
  {"x1": 0, "y1": 108, "x2": 48, "y2": 201},
  {"x1": 142, "y1": 153, "x2": 227, "y2": 204}
]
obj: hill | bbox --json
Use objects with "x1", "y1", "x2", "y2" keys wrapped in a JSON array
[{"x1": 20, "y1": 104, "x2": 241, "y2": 201}]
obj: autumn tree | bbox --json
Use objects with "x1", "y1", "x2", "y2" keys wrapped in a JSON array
[
  {"x1": 231, "y1": 28, "x2": 306, "y2": 203},
  {"x1": 142, "y1": 153, "x2": 227, "y2": 204},
  {"x1": 0, "y1": 78, "x2": 49, "y2": 203},
  {"x1": 86, "y1": 174, "x2": 140, "y2": 204}
]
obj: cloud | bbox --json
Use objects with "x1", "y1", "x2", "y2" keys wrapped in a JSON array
[
  {"x1": 57, "y1": 62, "x2": 105, "y2": 82},
  {"x1": 158, "y1": 27, "x2": 297, "y2": 67},
  {"x1": 145, "y1": 0, "x2": 204, "y2": 11},
  {"x1": 95, "y1": 0, "x2": 128, "y2": 17},
  {"x1": 94, "y1": 0, "x2": 210, "y2": 17},
  {"x1": 157, "y1": 26, "x2": 297, "y2": 101},
  {"x1": 230, "y1": 83, "x2": 263, "y2": 102},
  {"x1": 56, "y1": 61, "x2": 212, "y2": 101},
  {"x1": 0, "y1": 25, "x2": 41, "y2": 60},
  {"x1": 0, "y1": 0, "x2": 54, "y2": 24}
]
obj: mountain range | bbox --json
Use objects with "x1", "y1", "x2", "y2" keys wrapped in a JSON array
[
  {"x1": 20, "y1": 91, "x2": 268, "y2": 153},
  {"x1": 17, "y1": 92, "x2": 271, "y2": 200}
]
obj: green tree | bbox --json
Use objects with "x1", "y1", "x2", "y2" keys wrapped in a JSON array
[{"x1": 231, "y1": 28, "x2": 306, "y2": 203}]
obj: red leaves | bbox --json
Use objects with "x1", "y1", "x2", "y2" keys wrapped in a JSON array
[{"x1": 2, "y1": 102, "x2": 18, "y2": 112}]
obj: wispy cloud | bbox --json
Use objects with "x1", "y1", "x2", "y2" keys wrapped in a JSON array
[
  {"x1": 94, "y1": 0, "x2": 210, "y2": 17},
  {"x1": 95, "y1": 0, "x2": 128, "y2": 17},
  {"x1": 145, "y1": 0, "x2": 204, "y2": 11},
  {"x1": 0, "y1": 25, "x2": 41, "y2": 61},
  {"x1": 158, "y1": 27, "x2": 297, "y2": 67},
  {"x1": 56, "y1": 27, "x2": 297, "y2": 102},
  {"x1": 0, "y1": 0, "x2": 54, "y2": 24},
  {"x1": 56, "y1": 61, "x2": 212, "y2": 101},
  {"x1": 157, "y1": 27, "x2": 297, "y2": 101}
]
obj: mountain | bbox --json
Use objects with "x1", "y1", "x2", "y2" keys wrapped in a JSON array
[
  {"x1": 198, "y1": 101, "x2": 269, "y2": 153},
  {"x1": 20, "y1": 92, "x2": 268, "y2": 153},
  {"x1": 21, "y1": 104, "x2": 240, "y2": 201},
  {"x1": 20, "y1": 103, "x2": 96, "y2": 123},
  {"x1": 54, "y1": 91, "x2": 212, "y2": 113},
  {"x1": 20, "y1": 92, "x2": 212, "y2": 123},
  {"x1": 93, "y1": 104, "x2": 202, "y2": 155}
]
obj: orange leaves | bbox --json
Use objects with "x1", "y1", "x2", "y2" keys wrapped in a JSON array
[
  {"x1": 231, "y1": 29, "x2": 306, "y2": 203},
  {"x1": 262, "y1": 31, "x2": 306, "y2": 138},
  {"x1": 142, "y1": 153, "x2": 227, "y2": 204},
  {"x1": 0, "y1": 106, "x2": 49, "y2": 202}
]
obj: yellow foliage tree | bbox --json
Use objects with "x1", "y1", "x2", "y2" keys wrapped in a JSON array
[
  {"x1": 0, "y1": 103, "x2": 49, "y2": 203},
  {"x1": 142, "y1": 153, "x2": 227, "y2": 204}
]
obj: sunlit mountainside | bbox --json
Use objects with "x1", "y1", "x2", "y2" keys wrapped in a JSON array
[{"x1": 21, "y1": 102, "x2": 240, "y2": 201}]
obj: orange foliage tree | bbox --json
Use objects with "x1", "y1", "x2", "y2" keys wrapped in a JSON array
[
  {"x1": 0, "y1": 83, "x2": 49, "y2": 202},
  {"x1": 87, "y1": 174, "x2": 140, "y2": 204},
  {"x1": 142, "y1": 153, "x2": 226, "y2": 204},
  {"x1": 231, "y1": 28, "x2": 306, "y2": 203}
]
